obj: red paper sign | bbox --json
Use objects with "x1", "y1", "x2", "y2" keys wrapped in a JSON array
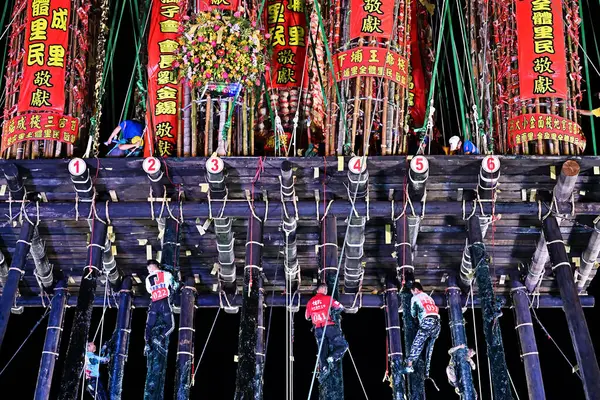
[
  {"x1": 197, "y1": 0, "x2": 240, "y2": 11},
  {"x1": 1, "y1": 113, "x2": 79, "y2": 152},
  {"x1": 333, "y1": 47, "x2": 409, "y2": 87},
  {"x1": 145, "y1": 0, "x2": 182, "y2": 157},
  {"x1": 516, "y1": 0, "x2": 568, "y2": 99},
  {"x1": 267, "y1": 0, "x2": 308, "y2": 88},
  {"x1": 408, "y1": 1, "x2": 426, "y2": 127},
  {"x1": 507, "y1": 114, "x2": 586, "y2": 150},
  {"x1": 349, "y1": 0, "x2": 395, "y2": 40},
  {"x1": 18, "y1": 0, "x2": 71, "y2": 113}
]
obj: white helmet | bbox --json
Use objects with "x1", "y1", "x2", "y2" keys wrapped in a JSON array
[{"x1": 449, "y1": 136, "x2": 461, "y2": 151}]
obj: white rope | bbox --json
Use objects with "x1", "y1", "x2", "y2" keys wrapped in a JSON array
[
  {"x1": 469, "y1": 284, "x2": 483, "y2": 398},
  {"x1": 348, "y1": 347, "x2": 369, "y2": 399},
  {"x1": 507, "y1": 368, "x2": 522, "y2": 400},
  {"x1": 191, "y1": 309, "x2": 220, "y2": 385}
]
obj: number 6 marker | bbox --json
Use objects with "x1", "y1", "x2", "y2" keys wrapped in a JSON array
[
  {"x1": 143, "y1": 157, "x2": 160, "y2": 174},
  {"x1": 410, "y1": 156, "x2": 429, "y2": 174},
  {"x1": 68, "y1": 158, "x2": 86, "y2": 177},
  {"x1": 206, "y1": 156, "x2": 224, "y2": 174},
  {"x1": 348, "y1": 156, "x2": 367, "y2": 174},
  {"x1": 482, "y1": 155, "x2": 500, "y2": 174}
]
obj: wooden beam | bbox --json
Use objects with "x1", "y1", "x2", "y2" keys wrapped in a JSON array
[
  {"x1": 109, "y1": 277, "x2": 133, "y2": 399},
  {"x1": 543, "y1": 215, "x2": 600, "y2": 400},
  {"x1": 34, "y1": 280, "x2": 68, "y2": 400}
]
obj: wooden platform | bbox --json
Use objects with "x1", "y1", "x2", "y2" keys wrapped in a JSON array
[{"x1": 1, "y1": 155, "x2": 599, "y2": 306}]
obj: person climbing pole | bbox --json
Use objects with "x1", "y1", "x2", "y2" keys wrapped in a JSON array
[
  {"x1": 84, "y1": 341, "x2": 110, "y2": 400},
  {"x1": 448, "y1": 135, "x2": 479, "y2": 155},
  {"x1": 402, "y1": 282, "x2": 441, "y2": 377},
  {"x1": 305, "y1": 284, "x2": 349, "y2": 381},
  {"x1": 446, "y1": 344, "x2": 477, "y2": 397},
  {"x1": 144, "y1": 259, "x2": 179, "y2": 355},
  {"x1": 104, "y1": 120, "x2": 145, "y2": 157},
  {"x1": 577, "y1": 93, "x2": 600, "y2": 117}
]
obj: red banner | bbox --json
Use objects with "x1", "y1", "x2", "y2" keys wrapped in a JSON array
[
  {"x1": 333, "y1": 47, "x2": 409, "y2": 87},
  {"x1": 508, "y1": 114, "x2": 586, "y2": 150},
  {"x1": 197, "y1": 0, "x2": 240, "y2": 11},
  {"x1": 516, "y1": 0, "x2": 568, "y2": 99},
  {"x1": 349, "y1": 0, "x2": 395, "y2": 40},
  {"x1": 1, "y1": 113, "x2": 79, "y2": 152},
  {"x1": 408, "y1": 1, "x2": 426, "y2": 127},
  {"x1": 267, "y1": 0, "x2": 307, "y2": 88},
  {"x1": 18, "y1": 0, "x2": 71, "y2": 113},
  {"x1": 145, "y1": 0, "x2": 182, "y2": 157}
]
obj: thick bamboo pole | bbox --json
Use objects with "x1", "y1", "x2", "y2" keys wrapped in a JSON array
[
  {"x1": 385, "y1": 276, "x2": 405, "y2": 400},
  {"x1": 543, "y1": 216, "x2": 600, "y2": 400},
  {"x1": 34, "y1": 281, "x2": 68, "y2": 400},
  {"x1": 109, "y1": 276, "x2": 133, "y2": 399},
  {"x1": 175, "y1": 276, "x2": 197, "y2": 400}
]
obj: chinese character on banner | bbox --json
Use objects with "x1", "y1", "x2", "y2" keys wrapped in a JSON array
[
  {"x1": 198, "y1": 0, "x2": 240, "y2": 11},
  {"x1": 145, "y1": 0, "x2": 182, "y2": 157},
  {"x1": 267, "y1": 0, "x2": 308, "y2": 89},
  {"x1": 332, "y1": 47, "x2": 409, "y2": 87},
  {"x1": 507, "y1": 114, "x2": 585, "y2": 151},
  {"x1": 1, "y1": 113, "x2": 79, "y2": 152},
  {"x1": 516, "y1": 0, "x2": 567, "y2": 99},
  {"x1": 349, "y1": 0, "x2": 394, "y2": 39},
  {"x1": 18, "y1": 0, "x2": 71, "y2": 113}
]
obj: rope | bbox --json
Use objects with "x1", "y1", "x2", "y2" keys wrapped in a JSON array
[
  {"x1": 347, "y1": 347, "x2": 369, "y2": 399},
  {"x1": 469, "y1": 283, "x2": 483, "y2": 398},
  {"x1": 191, "y1": 308, "x2": 220, "y2": 385}
]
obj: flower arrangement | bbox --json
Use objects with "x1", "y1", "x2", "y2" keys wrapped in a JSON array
[{"x1": 176, "y1": 8, "x2": 269, "y2": 89}]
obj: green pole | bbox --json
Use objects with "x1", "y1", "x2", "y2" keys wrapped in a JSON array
[
  {"x1": 447, "y1": 7, "x2": 470, "y2": 141},
  {"x1": 579, "y1": 0, "x2": 597, "y2": 155}
]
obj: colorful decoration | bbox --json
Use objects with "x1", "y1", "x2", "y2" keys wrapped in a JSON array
[
  {"x1": 508, "y1": 114, "x2": 586, "y2": 150},
  {"x1": 146, "y1": 0, "x2": 184, "y2": 157},
  {"x1": 333, "y1": 47, "x2": 409, "y2": 87},
  {"x1": 18, "y1": 0, "x2": 71, "y2": 113},
  {"x1": 175, "y1": 9, "x2": 268, "y2": 89},
  {"x1": 198, "y1": 0, "x2": 241, "y2": 12},
  {"x1": 349, "y1": 0, "x2": 395, "y2": 39},
  {"x1": 516, "y1": 0, "x2": 568, "y2": 99},
  {"x1": 266, "y1": 0, "x2": 307, "y2": 88},
  {"x1": 1, "y1": 114, "x2": 79, "y2": 152}
]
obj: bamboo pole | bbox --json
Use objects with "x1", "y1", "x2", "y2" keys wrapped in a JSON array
[
  {"x1": 108, "y1": 277, "x2": 133, "y2": 399},
  {"x1": 191, "y1": 88, "x2": 198, "y2": 157},
  {"x1": 250, "y1": 94, "x2": 255, "y2": 155},
  {"x1": 204, "y1": 95, "x2": 211, "y2": 156},
  {"x1": 243, "y1": 93, "x2": 248, "y2": 155}
]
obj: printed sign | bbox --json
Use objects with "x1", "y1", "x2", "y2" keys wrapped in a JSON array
[
  {"x1": 1, "y1": 113, "x2": 79, "y2": 152},
  {"x1": 508, "y1": 114, "x2": 586, "y2": 150},
  {"x1": 333, "y1": 47, "x2": 409, "y2": 87},
  {"x1": 349, "y1": 0, "x2": 395, "y2": 39}
]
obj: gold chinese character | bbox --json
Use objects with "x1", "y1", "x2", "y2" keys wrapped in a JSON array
[
  {"x1": 159, "y1": 54, "x2": 177, "y2": 69},
  {"x1": 532, "y1": 11, "x2": 552, "y2": 25},
  {"x1": 533, "y1": 25, "x2": 553, "y2": 40},
  {"x1": 159, "y1": 20, "x2": 178, "y2": 33},
  {"x1": 155, "y1": 101, "x2": 177, "y2": 115},
  {"x1": 386, "y1": 52, "x2": 394, "y2": 65},
  {"x1": 17, "y1": 117, "x2": 26, "y2": 130},
  {"x1": 158, "y1": 140, "x2": 174, "y2": 156},
  {"x1": 51, "y1": 8, "x2": 69, "y2": 31},
  {"x1": 288, "y1": 26, "x2": 305, "y2": 46},
  {"x1": 58, "y1": 117, "x2": 68, "y2": 128},
  {"x1": 269, "y1": 25, "x2": 285, "y2": 46},
  {"x1": 30, "y1": 88, "x2": 52, "y2": 107},
  {"x1": 27, "y1": 43, "x2": 45, "y2": 66},
  {"x1": 45, "y1": 115, "x2": 54, "y2": 127},
  {"x1": 362, "y1": 0, "x2": 383, "y2": 14},
  {"x1": 157, "y1": 70, "x2": 178, "y2": 85},
  {"x1": 33, "y1": 70, "x2": 53, "y2": 87},
  {"x1": 350, "y1": 49, "x2": 363, "y2": 63},
  {"x1": 533, "y1": 56, "x2": 554, "y2": 74},
  {"x1": 534, "y1": 39, "x2": 555, "y2": 54},
  {"x1": 398, "y1": 57, "x2": 406, "y2": 72},
  {"x1": 47, "y1": 45, "x2": 65, "y2": 67},
  {"x1": 268, "y1": 3, "x2": 285, "y2": 24},
  {"x1": 276, "y1": 49, "x2": 296, "y2": 65},
  {"x1": 276, "y1": 67, "x2": 297, "y2": 84},
  {"x1": 361, "y1": 15, "x2": 383, "y2": 34},
  {"x1": 368, "y1": 65, "x2": 377, "y2": 74},
  {"x1": 287, "y1": 0, "x2": 305, "y2": 13},
  {"x1": 31, "y1": 0, "x2": 50, "y2": 17},
  {"x1": 156, "y1": 122, "x2": 174, "y2": 138},
  {"x1": 160, "y1": 5, "x2": 180, "y2": 18},
  {"x1": 157, "y1": 86, "x2": 178, "y2": 100},
  {"x1": 158, "y1": 39, "x2": 179, "y2": 53},
  {"x1": 368, "y1": 49, "x2": 379, "y2": 63},
  {"x1": 29, "y1": 114, "x2": 41, "y2": 129},
  {"x1": 30, "y1": 18, "x2": 48, "y2": 41},
  {"x1": 210, "y1": 0, "x2": 231, "y2": 5},
  {"x1": 531, "y1": 0, "x2": 551, "y2": 12}
]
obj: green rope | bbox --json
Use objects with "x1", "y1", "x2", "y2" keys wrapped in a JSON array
[
  {"x1": 579, "y1": 0, "x2": 598, "y2": 155},
  {"x1": 417, "y1": 0, "x2": 449, "y2": 133},
  {"x1": 447, "y1": 6, "x2": 469, "y2": 141},
  {"x1": 123, "y1": 0, "x2": 148, "y2": 119}
]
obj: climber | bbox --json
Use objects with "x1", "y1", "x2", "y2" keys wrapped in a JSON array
[
  {"x1": 449, "y1": 135, "x2": 479, "y2": 155},
  {"x1": 105, "y1": 120, "x2": 145, "y2": 157},
  {"x1": 305, "y1": 284, "x2": 349, "y2": 380},
  {"x1": 84, "y1": 341, "x2": 110, "y2": 400},
  {"x1": 446, "y1": 345, "x2": 477, "y2": 397},
  {"x1": 402, "y1": 282, "x2": 441, "y2": 377},
  {"x1": 144, "y1": 259, "x2": 179, "y2": 355}
]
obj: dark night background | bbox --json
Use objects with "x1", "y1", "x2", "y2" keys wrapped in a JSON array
[{"x1": 2, "y1": 0, "x2": 600, "y2": 398}]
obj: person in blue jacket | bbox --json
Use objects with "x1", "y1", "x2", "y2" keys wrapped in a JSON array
[
  {"x1": 105, "y1": 120, "x2": 145, "y2": 157},
  {"x1": 449, "y1": 135, "x2": 479, "y2": 155},
  {"x1": 84, "y1": 341, "x2": 110, "y2": 400}
]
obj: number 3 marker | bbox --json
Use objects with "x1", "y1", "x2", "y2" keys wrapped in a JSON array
[
  {"x1": 482, "y1": 155, "x2": 500, "y2": 174},
  {"x1": 206, "y1": 156, "x2": 224, "y2": 174},
  {"x1": 143, "y1": 157, "x2": 160, "y2": 174},
  {"x1": 68, "y1": 158, "x2": 86, "y2": 177}
]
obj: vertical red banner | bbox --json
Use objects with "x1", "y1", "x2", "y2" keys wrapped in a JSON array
[
  {"x1": 516, "y1": 0, "x2": 568, "y2": 99},
  {"x1": 146, "y1": 0, "x2": 182, "y2": 157},
  {"x1": 349, "y1": 0, "x2": 395, "y2": 40},
  {"x1": 267, "y1": 0, "x2": 308, "y2": 88},
  {"x1": 18, "y1": 0, "x2": 71, "y2": 113}
]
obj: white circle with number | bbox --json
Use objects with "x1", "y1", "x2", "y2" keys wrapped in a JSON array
[
  {"x1": 68, "y1": 158, "x2": 86, "y2": 177},
  {"x1": 348, "y1": 156, "x2": 367, "y2": 174},
  {"x1": 206, "y1": 157, "x2": 224, "y2": 174},
  {"x1": 482, "y1": 155, "x2": 500, "y2": 174},
  {"x1": 410, "y1": 156, "x2": 429, "y2": 174},
  {"x1": 143, "y1": 157, "x2": 160, "y2": 174}
]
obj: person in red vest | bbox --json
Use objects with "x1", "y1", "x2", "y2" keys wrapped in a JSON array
[
  {"x1": 402, "y1": 282, "x2": 441, "y2": 377},
  {"x1": 305, "y1": 284, "x2": 349, "y2": 380}
]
